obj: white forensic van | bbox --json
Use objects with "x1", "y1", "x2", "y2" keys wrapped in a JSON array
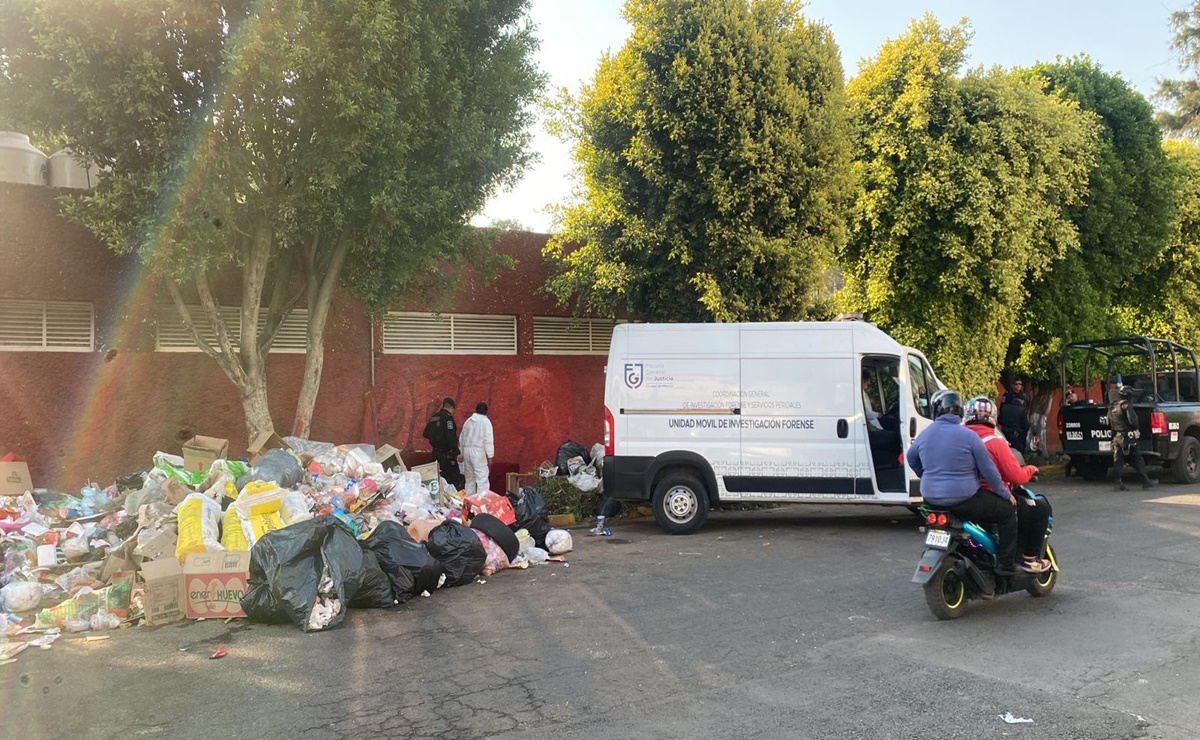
[{"x1": 601, "y1": 321, "x2": 945, "y2": 534}]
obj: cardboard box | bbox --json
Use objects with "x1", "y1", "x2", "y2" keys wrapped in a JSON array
[
  {"x1": 183, "y1": 551, "x2": 250, "y2": 619},
  {"x1": 374, "y1": 444, "x2": 406, "y2": 472},
  {"x1": 181, "y1": 435, "x2": 229, "y2": 474},
  {"x1": 0, "y1": 461, "x2": 33, "y2": 497},
  {"x1": 161, "y1": 478, "x2": 192, "y2": 506},
  {"x1": 140, "y1": 558, "x2": 185, "y2": 626},
  {"x1": 101, "y1": 539, "x2": 139, "y2": 582},
  {"x1": 412, "y1": 462, "x2": 440, "y2": 499},
  {"x1": 247, "y1": 431, "x2": 290, "y2": 465},
  {"x1": 136, "y1": 530, "x2": 177, "y2": 562}
]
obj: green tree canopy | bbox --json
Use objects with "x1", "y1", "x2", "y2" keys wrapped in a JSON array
[
  {"x1": 837, "y1": 16, "x2": 1098, "y2": 396},
  {"x1": 0, "y1": 0, "x2": 543, "y2": 438},
  {"x1": 1010, "y1": 58, "x2": 1178, "y2": 388},
  {"x1": 1157, "y1": 1, "x2": 1200, "y2": 136},
  {"x1": 545, "y1": 0, "x2": 853, "y2": 322},
  {"x1": 1120, "y1": 139, "x2": 1200, "y2": 348}
]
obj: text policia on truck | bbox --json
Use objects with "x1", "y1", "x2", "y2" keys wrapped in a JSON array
[{"x1": 600, "y1": 320, "x2": 946, "y2": 534}]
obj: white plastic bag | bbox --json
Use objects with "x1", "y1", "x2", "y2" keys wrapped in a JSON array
[
  {"x1": 569, "y1": 466, "x2": 601, "y2": 492},
  {"x1": 390, "y1": 471, "x2": 431, "y2": 507},
  {"x1": 524, "y1": 546, "x2": 549, "y2": 564},
  {"x1": 280, "y1": 490, "x2": 314, "y2": 525},
  {"x1": 545, "y1": 529, "x2": 573, "y2": 555},
  {"x1": 1, "y1": 581, "x2": 44, "y2": 612}
]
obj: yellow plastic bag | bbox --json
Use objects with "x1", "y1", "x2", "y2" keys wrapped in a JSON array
[
  {"x1": 221, "y1": 505, "x2": 251, "y2": 552},
  {"x1": 243, "y1": 511, "x2": 285, "y2": 543},
  {"x1": 241, "y1": 480, "x2": 279, "y2": 497},
  {"x1": 175, "y1": 493, "x2": 223, "y2": 563}
]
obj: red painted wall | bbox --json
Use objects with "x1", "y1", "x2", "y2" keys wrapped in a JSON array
[{"x1": 0, "y1": 183, "x2": 605, "y2": 490}]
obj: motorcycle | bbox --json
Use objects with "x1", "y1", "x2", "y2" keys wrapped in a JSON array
[{"x1": 911, "y1": 485, "x2": 1058, "y2": 620}]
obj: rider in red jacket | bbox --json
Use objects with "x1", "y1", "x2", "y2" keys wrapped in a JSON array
[{"x1": 963, "y1": 396, "x2": 1051, "y2": 573}]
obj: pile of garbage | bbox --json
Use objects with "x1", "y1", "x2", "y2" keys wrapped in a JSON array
[
  {"x1": 538, "y1": 441, "x2": 605, "y2": 493},
  {"x1": 0, "y1": 436, "x2": 575, "y2": 654}
]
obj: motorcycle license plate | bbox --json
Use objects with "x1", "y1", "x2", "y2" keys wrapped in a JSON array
[{"x1": 925, "y1": 529, "x2": 951, "y2": 549}]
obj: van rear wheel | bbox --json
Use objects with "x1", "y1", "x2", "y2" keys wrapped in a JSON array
[{"x1": 652, "y1": 473, "x2": 710, "y2": 535}]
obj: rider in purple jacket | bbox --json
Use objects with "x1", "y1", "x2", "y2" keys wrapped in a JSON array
[{"x1": 906, "y1": 390, "x2": 1021, "y2": 575}]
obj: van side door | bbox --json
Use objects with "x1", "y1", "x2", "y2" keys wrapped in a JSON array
[{"x1": 735, "y1": 328, "x2": 861, "y2": 499}]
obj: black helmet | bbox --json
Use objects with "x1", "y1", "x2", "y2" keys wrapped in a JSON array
[
  {"x1": 931, "y1": 389, "x2": 964, "y2": 419},
  {"x1": 1118, "y1": 384, "x2": 1136, "y2": 398}
]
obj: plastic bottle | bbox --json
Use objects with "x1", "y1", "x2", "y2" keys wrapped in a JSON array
[{"x1": 591, "y1": 515, "x2": 610, "y2": 537}]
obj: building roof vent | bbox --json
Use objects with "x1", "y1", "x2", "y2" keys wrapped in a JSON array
[
  {"x1": 48, "y1": 149, "x2": 100, "y2": 190},
  {"x1": 0, "y1": 132, "x2": 48, "y2": 186}
]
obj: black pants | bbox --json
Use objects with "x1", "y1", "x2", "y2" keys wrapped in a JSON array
[
  {"x1": 1016, "y1": 496, "x2": 1052, "y2": 559},
  {"x1": 947, "y1": 489, "x2": 1019, "y2": 570},
  {"x1": 435, "y1": 451, "x2": 460, "y2": 487},
  {"x1": 1111, "y1": 435, "x2": 1152, "y2": 486}
]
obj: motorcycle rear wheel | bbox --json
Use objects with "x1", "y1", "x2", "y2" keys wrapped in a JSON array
[
  {"x1": 924, "y1": 560, "x2": 968, "y2": 620},
  {"x1": 1024, "y1": 544, "x2": 1058, "y2": 597}
]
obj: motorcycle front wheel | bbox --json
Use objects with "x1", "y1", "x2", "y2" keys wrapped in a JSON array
[
  {"x1": 924, "y1": 559, "x2": 968, "y2": 620},
  {"x1": 1025, "y1": 544, "x2": 1058, "y2": 597}
]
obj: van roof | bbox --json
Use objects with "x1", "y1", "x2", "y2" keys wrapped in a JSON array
[{"x1": 612, "y1": 321, "x2": 912, "y2": 355}]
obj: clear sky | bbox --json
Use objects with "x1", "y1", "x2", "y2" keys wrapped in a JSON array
[{"x1": 475, "y1": 0, "x2": 1188, "y2": 233}]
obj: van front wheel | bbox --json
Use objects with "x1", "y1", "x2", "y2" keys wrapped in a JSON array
[{"x1": 652, "y1": 473, "x2": 710, "y2": 535}]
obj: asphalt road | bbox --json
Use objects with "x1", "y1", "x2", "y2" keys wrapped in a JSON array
[{"x1": 10, "y1": 475, "x2": 1200, "y2": 740}]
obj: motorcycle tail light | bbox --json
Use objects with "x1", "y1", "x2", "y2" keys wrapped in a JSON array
[
  {"x1": 926, "y1": 513, "x2": 937, "y2": 524},
  {"x1": 936, "y1": 513, "x2": 948, "y2": 526},
  {"x1": 919, "y1": 565, "x2": 932, "y2": 573}
]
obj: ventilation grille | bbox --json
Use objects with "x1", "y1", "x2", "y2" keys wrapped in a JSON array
[
  {"x1": 532, "y1": 317, "x2": 617, "y2": 355},
  {"x1": 156, "y1": 305, "x2": 307, "y2": 353},
  {"x1": 382, "y1": 312, "x2": 516, "y2": 354},
  {"x1": 0, "y1": 299, "x2": 94, "y2": 351}
]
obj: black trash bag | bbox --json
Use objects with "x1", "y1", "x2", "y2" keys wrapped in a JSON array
[
  {"x1": 470, "y1": 513, "x2": 520, "y2": 561},
  {"x1": 364, "y1": 521, "x2": 444, "y2": 602},
  {"x1": 116, "y1": 472, "x2": 146, "y2": 494},
  {"x1": 241, "y1": 516, "x2": 368, "y2": 631},
  {"x1": 513, "y1": 486, "x2": 551, "y2": 549},
  {"x1": 236, "y1": 448, "x2": 304, "y2": 490},
  {"x1": 424, "y1": 521, "x2": 486, "y2": 587},
  {"x1": 351, "y1": 549, "x2": 396, "y2": 609},
  {"x1": 555, "y1": 440, "x2": 589, "y2": 475}
]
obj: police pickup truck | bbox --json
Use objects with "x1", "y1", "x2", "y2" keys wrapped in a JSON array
[{"x1": 1059, "y1": 337, "x2": 1200, "y2": 483}]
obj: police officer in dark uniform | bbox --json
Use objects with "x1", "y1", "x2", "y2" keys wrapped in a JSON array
[
  {"x1": 1108, "y1": 384, "x2": 1157, "y2": 491},
  {"x1": 999, "y1": 380, "x2": 1031, "y2": 454},
  {"x1": 422, "y1": 397, "x2": 460, "y2": 486}
]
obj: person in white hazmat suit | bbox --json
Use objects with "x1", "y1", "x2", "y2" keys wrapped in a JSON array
[{"x1": 458, "y1": 402, "x2": 495, "y2": 494}]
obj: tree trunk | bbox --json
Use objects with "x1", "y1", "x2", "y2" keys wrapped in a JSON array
[
  {"x1": 164, "y1": 218, "x2": 279, "y2": 443},
  {"x1": 292, "y1": 232, "x2": 351, "y2": 439},
  {"x1": 241, "y1": 376, "x2": 275, "y2": 442},
  {"x1": 1027, "y1": 379, "x2": 1058, "y2": 463}
]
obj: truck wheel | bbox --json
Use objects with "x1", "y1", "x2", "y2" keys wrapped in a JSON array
[
  {"x1": 651, "y1": 473, "x2": 710, "y2": 535},
  {"x1": 1079, "y1": 458, "x2": 1110, "y2": 482},
  {"x1": 1171, "y1": 436, "x2": 1200, "y2": 484}
]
